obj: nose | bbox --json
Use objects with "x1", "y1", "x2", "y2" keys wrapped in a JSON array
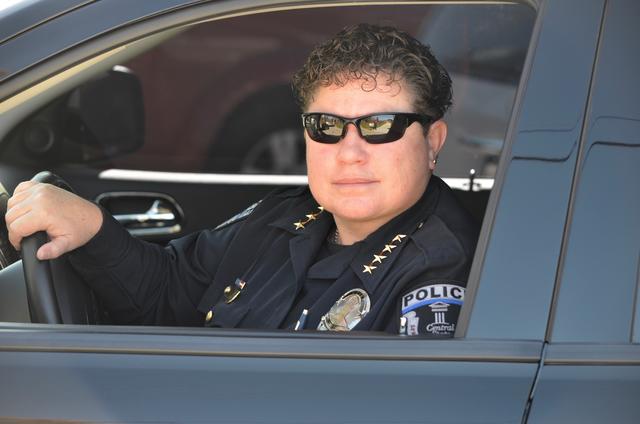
[{"x1": 336, "y1": 122, "x2": 368, "y2": 164}]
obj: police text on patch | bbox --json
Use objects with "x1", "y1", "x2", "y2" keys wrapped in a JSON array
[{"x1": 401, "y1": 283, "x2": 465, "y2": 315}]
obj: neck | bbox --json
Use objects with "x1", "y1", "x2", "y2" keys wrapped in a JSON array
[{"x1": 333, "y1": 218, "x2": 383, "y2": 245}]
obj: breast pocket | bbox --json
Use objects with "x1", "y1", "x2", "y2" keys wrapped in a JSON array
[{"x1": 197, "y1": 284, "x2": 251, "y2": 328}]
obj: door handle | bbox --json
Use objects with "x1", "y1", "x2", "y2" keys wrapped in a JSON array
[
  {"x1": 95, "y1": 192, "x2": 184, "y2": 237},
  {"x1": 114, "y1": 200, "x2": 176, "y2": 225}
]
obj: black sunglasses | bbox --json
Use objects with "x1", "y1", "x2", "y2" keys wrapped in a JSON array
[{"x1": 301, "y1": 112, "x2": 434, "y2": 144}]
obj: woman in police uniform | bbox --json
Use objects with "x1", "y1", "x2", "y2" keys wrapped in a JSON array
[{"x1": 7, "y1": 24, "x2": 478, "y2": 336}]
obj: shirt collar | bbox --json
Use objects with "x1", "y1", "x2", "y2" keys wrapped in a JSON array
[
  {"x1": 307, "y1": 243, "x2": 359, "y2": 280},
  {"x1": 349, "y1": 177, "x2": 442, "y2": 294},
  {"x1": 268, "y1": 177, "x2": 443, "y2": 293},
  {"x1": 269, "y1": 193, "x2": 328, "y2": 235},
  {"x1": 269, "y1": 193, "x2": 333, "y2": 282}
]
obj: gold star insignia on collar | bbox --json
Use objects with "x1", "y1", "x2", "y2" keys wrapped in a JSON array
[
  {"x1": 382, "y1": 244, "x2": 397, "y2": 254},
  {"x1": 363, "y1": 265, "x2": 377, "y2": 274},
  {"x1": 293, "y1": 206, "x2": 324, "y2": 230},
  {"x1": 362, "y1": 234, "x2": 408, "y2": 275},
  {"x1": 372, "y1": 254, "x2": 387, "y2": 264}
]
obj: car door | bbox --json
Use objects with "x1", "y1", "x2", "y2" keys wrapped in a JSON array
[
  {"x1": 527, "y1": 0, "x2": 640, "y2": 421},
  {"x1": 0, "y1": 0, "x2": 608, "y2": 422}
]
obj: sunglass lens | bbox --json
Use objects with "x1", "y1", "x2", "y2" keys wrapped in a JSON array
[
  {"x1": 359, "y1": 114, "x2": 395, "y2": 142},
  {"x1": 318, "y1": 114, "x2": 344, "y2": 139},
  {"x1": 360, "y1": 114, "x2": 408, "y2": 143},
  {"x1": 304, "y1": 114, "x2": 342, "y2": 143}
]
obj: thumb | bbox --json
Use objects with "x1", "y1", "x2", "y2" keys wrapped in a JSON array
[{"x1": 36, "y1": 237, "x2": 72, "y2": 260}]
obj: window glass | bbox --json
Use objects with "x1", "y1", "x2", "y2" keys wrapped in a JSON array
[
  {"x1": 422, "y1": 5, "x2": 534, "y2": 178},
  {"x1": 3, "y1": 4, "x2": 534, "y2": 180},
  {"x1": 119, "y1": 4, "x2": 534, "y2": 178}
]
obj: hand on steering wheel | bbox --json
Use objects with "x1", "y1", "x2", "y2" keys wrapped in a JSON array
[{"x1": 8, "y1": 171, "x2": 103, "y2": 324}]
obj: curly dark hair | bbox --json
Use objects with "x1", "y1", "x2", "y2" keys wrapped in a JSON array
[{"x1": 292, "y1": 23, "x2": 452, "y2": 120}]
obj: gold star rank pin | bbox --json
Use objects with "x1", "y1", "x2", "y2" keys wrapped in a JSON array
[
  {"x1": 361, "y1": 233, "x2": 408, "y2": 275},
  {"x1": 382, "y1": 244, "x2": 397, "y2": 254},
  {"x1": 372, "y1": 254, "x2": 387, "y2": 264},
  {"x1": 293, "y1": 206, "x2": 324, "y2": 230},
  {"x1": 363, "y1": 265, "x2": 377, "y2": 274}
]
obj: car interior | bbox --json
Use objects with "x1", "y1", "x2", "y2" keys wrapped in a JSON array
[{"x1": 0, "y1": 3, "x2": 536, "y2": 326}]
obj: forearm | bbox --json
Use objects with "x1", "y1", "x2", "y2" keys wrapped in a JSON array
[{"x1": 68, "y1": 208, "x2": 227, "y2": 326}]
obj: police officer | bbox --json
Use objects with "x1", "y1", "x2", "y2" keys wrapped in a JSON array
[{"x1": 6, "y1": 24, "x2": 478, "y2": 336}]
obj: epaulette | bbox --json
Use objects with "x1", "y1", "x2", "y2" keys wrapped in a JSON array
[{"x1": 214, "y1": 200, "x2": 262, "y2": 230}]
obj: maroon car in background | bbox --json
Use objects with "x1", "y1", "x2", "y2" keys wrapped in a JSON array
[{"x1": 116, "y1": 5, "x2": 532, "y2": 177}]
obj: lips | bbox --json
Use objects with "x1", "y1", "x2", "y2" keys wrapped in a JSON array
[{"x1": 332, "y1": 177, "x2": 378, "y2": 186}]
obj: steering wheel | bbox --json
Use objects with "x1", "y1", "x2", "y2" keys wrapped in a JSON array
[{"x1": 21, "y1": 171, "x2": 102, "y2": 324}]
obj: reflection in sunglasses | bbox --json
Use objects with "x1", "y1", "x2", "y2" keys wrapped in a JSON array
[{"x1": 302, "y1": 112, "x2": 433, "y2": 144}]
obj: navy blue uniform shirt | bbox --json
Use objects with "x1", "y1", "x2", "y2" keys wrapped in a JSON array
[{"x1": 69, "y1": 176, "x2": 478, "y2": 336}]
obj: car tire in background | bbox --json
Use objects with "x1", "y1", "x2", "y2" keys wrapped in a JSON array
[{"x1": 204, "y1": 84, "x2": 306, "y2": 175}]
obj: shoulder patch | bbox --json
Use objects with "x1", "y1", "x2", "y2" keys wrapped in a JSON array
[
  {"x1": 214, "y1": 200, "x2": 261, "y2": 230},
  {"x1": 399, "y1": 281, "x2": 465, "y2": 337}
]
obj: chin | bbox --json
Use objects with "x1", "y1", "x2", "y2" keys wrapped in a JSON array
[{"x1": 329, "y1": 200, "x2": 381, "y2": 222}]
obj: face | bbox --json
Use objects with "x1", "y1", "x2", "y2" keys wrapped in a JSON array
[{"x1": 305, "y1": 76, "x2": 447, "y2": 237}]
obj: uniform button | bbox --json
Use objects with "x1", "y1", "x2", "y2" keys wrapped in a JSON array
[
  {"x1": 205, "y1": 310, "x2": 214, "y2": 322},
  {"x1": 223, "y1": 279, "x2": 246, "y2": 304},
  {"x1": 224, "y1": 285, "x2": 242, "y2": 303}
]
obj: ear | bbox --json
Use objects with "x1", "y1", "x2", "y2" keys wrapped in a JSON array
[{"x1": 427, "y1": 120, "x2": 447, "y2": 171}]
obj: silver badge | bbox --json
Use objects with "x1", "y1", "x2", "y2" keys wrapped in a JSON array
[{"x1": 317, "y1": 289, "x2": 371, "y2": 331}]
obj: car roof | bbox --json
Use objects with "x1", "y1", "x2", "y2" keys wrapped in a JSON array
[
  {"x1": 0, "y1": 0, "x2": 93, "y2": 45},
  {"x1": 0, "y1": 0, "x2": 202, "y2": 83}
]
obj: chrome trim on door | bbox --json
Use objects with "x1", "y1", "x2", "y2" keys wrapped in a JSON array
[
  {"x1": 99, "y1": 169, "x2": 494, "y2": 191},
  {"x1": 99, "y1": 169, "x2": 309, "y2": 185}
]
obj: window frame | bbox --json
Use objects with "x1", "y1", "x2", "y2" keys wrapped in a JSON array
[{"x1": 0, "y1": 0, "x2": 541, "y2": 347}]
